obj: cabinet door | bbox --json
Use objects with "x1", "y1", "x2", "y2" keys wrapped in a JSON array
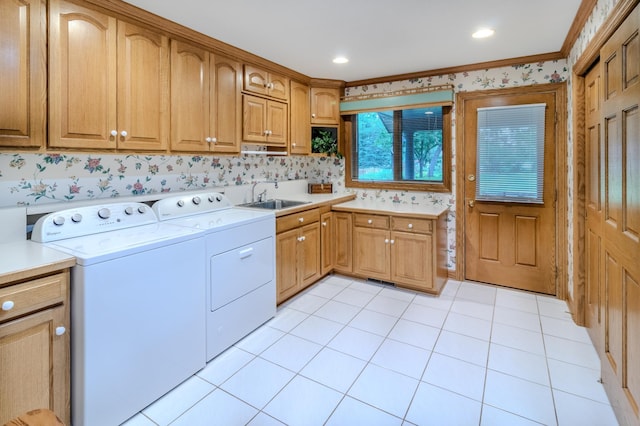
[
  {"x1": 170, "y1": 40, "x2": 210, "y2": 152},
  {"x1": 267, "y1": 72, "x2": 289, "y2": 101},
  {"x1": 276, "y1": 228, "x2": 299, "y2": 304},
  {"x1": 243, "y1": 64, "x2": 269, "y2": 97},
  {"x1": 354, "y1": 227, "x2": 390, "y2": 280},
  {"x1": 0, "y1": 0, "x2": 46, "y2": 148},
  {"x1": 266, "y1": 100, "x2": 288, "y2": 146},
  {"x1": 311, "y1": 87, "x2": 340, "y2": 125},
  {"x1": 0, "y1": 306, "x2": 68, "y2": 425},
  {"x1": 391, "y1": 231, "x2": 433, "y2": 290},
  {"x1": 117, "y1": 21, "x2": 169, "y2": 151},
  {"x1": 243, "y1": 95, "x2": 268, "y2": 143},
  {"x1": 300, "y1": 223, "x2": 321, "y2": 288},
  {"x1": 334, "y1": 212, "x2": 353, "y2": 273},
  {"x1": 320, "y1": 212, "x2": 334, "y2": 275},
  {"x1": 211, "y1": 55, "x2": 242, "y2": 153},
  {"x1": 49, "y1": 0, "x2": 117, "y2": 149},
  {"x1": 290, "y1": 81, "x2": 311, "y2": 154}
]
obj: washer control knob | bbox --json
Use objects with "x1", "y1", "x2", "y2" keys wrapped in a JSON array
[
  {"x1": 138, "y1": 205, "x2": 146, "y2": 214},
  {"x1": 216, "y1": 194, "x2": 223, "y2": 202},
  {"x1": 53, "y1": 216, "x2": 65, "y2": 226},
  {"x1": 192, "y1": 196, "x2": 201, "y2": 205},
  {"x1": 208, "y1": 195, "x2": 216, "y2": 203},
  {"x1": 98, "y1": 208, "x2": 111, "y2": 219},
  {"x1": 124, "y1": 207, "x2": 134, "y2": 215},
  {"x1": 177, "y1": 200, "x2": 185, "y2": 207},
  {"x1": 71, "y1": 213, "x2": 83, "y2": 223}
]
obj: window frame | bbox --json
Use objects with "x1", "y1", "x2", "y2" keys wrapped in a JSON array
[{"x1": 344, "y1": 104, "x2": 452, "y2": 193}]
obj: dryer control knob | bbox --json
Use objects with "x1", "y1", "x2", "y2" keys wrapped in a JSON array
[
  {"x1": 98, "y1": 208, "x2": 111, "y2": 219},
  {"x1": 208, "y1": 195, "x2": 216, "y2": 203},
  {"x1": 177, "y1": 200, "x2": 185, "y2": 207},
  {"x1": 216, "y1": 194, "x2": 223, "y2": 202},
  {"x1": 53, "y1": 216, "x2": 65, "y2": 226},
  {"x1": 124, "y1": 207, "x2": 134, "y2": 215},
  {"x1": 192, "y1": 196, "x2": 201, "y2": 205},
  {"x1": 71, "y1": 213, "x2": 83, "y2": 223},
  {"x1": 138, "y1": 205, "x2": 146, "y2": 214}
]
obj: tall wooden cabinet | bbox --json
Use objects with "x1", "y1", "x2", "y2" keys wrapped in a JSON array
[
  {"x1": 171, "y1": 40, "x2": 242, "y2": 153},
  {"x1": 0, "y1": 0, "x2": 46, "y2": 148},
  {"x1": 0, "y1": 271, "x2": 70, "y2": 425},
  {"x1": 49, "y1": 1, "x2": 170, "y2": 150},
  {"x1": 290, "y1": 81, "x2": 311, "y2": 154}
]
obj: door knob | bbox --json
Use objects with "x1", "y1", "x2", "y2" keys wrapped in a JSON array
[
  {"x1": 468, "y1": 200, "x2": 475, "y2": 208},
  {"x1": 468, "y1": 174, "x2": 476, "y2": 181}
]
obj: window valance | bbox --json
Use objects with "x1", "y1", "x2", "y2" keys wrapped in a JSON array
[{"x1": 340, "y1": 84, "x2": 454, "y2": 114}]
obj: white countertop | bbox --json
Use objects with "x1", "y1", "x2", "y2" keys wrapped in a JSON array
[
  {"x1": 0, "y1": 241, "x2": 76, "y2": 285},
  {"x1": 332, "y1": 199, "x2": 449, "y2": 218}
]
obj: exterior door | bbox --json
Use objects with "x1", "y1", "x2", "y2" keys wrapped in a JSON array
[{"x1": 463, "y1": 91, "x2": 557, "y2": 294}]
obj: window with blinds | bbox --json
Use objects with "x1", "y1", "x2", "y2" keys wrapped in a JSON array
[{"x1": 476, "y1": 103, "x2": 546, "y2": 204}]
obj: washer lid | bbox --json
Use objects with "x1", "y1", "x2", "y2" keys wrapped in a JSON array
[
  {"x1": 163, "y1": 208, "x2": 274, "y2": 232},
  {"x1": 42, "y1": 222, "x2": 203, "y2": 265}
]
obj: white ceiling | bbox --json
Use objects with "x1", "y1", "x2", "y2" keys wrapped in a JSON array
[{"x1": 123, "y1": 0, "x2": 583, "y2": 82}]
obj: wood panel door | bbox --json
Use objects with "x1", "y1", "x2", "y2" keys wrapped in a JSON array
[
  {"x1": 0, "y1": 0, "x2": 46, "y2": 148},
  {"x1": 599, "y1": 5, "x2": 640, "y2": 423},
  {"x1": 463, "y1": 91, "x2": 557, "y2": 294},
  {"x1": 333, "y1": 212, "x2": 353, "y2": 273},
  {"x1": 584, "y1": 63, "x2": 605, "y2": 353},
  {"x1": 300, "y1": 223, "x2": 321, "y2": 288},
  {"x1": 353, "y1": 227, "x2": 390, "y2": 280}
]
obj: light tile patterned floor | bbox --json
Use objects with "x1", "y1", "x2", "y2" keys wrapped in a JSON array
[{"x1": 123, "y1": 275, "x2": 618, "y2": 426}]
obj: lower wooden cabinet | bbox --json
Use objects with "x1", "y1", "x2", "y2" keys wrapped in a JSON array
[
  {"x1": 0, "y1": 271, "x2": 70, "y2": 425},
  {"x1": 276, "y1": 208, "x2": 320, "y2": 304},
  {"x1": 351, "y1": 211, "x2": 447, "y2": 294}
]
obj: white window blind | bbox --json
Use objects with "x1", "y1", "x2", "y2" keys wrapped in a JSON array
[{"x1": 476, "y1": 103, "x2": 546, "y2": 204}]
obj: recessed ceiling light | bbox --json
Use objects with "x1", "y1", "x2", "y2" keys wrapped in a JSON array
[
  {"x1": 333, "y1": 56, "x2": 349, "y2": 64},
  {"x1": 472, "y1": 28, "x2": 495, "y2": 39}
]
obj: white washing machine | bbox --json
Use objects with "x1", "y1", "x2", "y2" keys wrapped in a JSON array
[
  {"x1": 153, "y1": 191, "x2": 276, "y2": 360},
  {"x1": 31, "y1": 202, "x2": 206, "y2": 426}
]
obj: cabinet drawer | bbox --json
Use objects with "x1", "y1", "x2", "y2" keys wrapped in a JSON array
[
  {"x1": 353, "y1": 213, "x2": 389, "y2": 229},
  {"x1": 391, "y1": 216, "x2": 433, "y2": 234},
  {"x1": 0, "y1": 272, "x2": 67, "y2": 323},
  {"x1": 277, "y1": 208, "x2": 320, "y2": 233}
]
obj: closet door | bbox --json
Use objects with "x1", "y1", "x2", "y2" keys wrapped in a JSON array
[{"x1": 599, "y1": 5, "x2": 640, "y2": 425}]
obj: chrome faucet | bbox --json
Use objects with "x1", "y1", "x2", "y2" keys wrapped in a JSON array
[{"x1": 250, "y1": 178, "x2": 278, "y2": 202}]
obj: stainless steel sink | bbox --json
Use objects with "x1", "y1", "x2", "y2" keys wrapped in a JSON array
[{"x1": 240, "y1": 199, "x2": 310, "y2": 210}]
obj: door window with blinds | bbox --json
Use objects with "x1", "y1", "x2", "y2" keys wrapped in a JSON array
[{"x1": 476, "y1": 103, "x2": 546, "y2": 203}]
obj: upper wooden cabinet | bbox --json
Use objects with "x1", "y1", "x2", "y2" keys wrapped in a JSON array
[
  {"x1": 0, "y1": 0, "x2": 46, "y2": 148},
  {"x1": 49, "y1": 1, "x2": 169, "y2": 150},
  {"x1": 290, "y1": 81, "x2": 311, "y2": 154},
  {"x1": 243, "y1": 65, "x2": 289, "y2": 101},
  {"x1": 311, "y1": 87, "x2": 340, "y2": 125},
  {"x1": 171, "y1": 40, "x2": 242, "y2": 153},
  {"x1": 242, "y1": 95, "x2": 288, "y2": 146}
]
